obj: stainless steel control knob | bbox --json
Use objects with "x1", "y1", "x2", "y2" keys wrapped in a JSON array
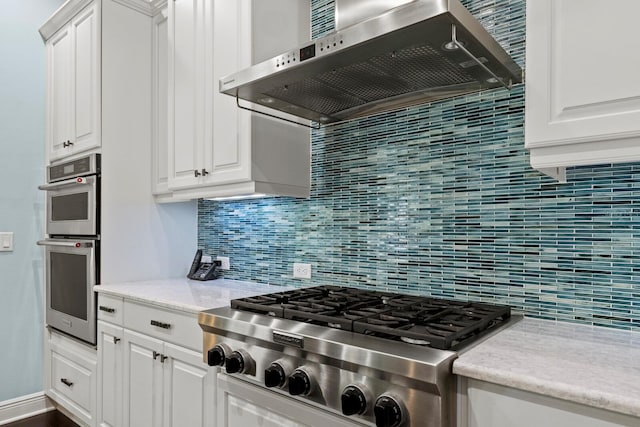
[
  {"x1": 207, "y1": 343, "x2": 230, "y2": 367},
  {"x1": 341, "y1": 384, "x2": 369, "y2": 416},
  {"x1": 374, "y1": 394, "x2": 405, "y2": 427},
  {"x1": 288, "y1": 368, "x2": 314, "y2": 396},
  {"x1": 225, "y1": 349, "x2": 254, "y2": 375}
]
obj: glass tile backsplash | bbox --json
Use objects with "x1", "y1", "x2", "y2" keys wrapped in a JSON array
[{"x1": 199, "y1": 0, "x2": 640, "y2": 330}]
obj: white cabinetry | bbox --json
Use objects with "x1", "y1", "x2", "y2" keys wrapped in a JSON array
[
  {"x1": 460, "y1": 379, "x2": 640, "y2": 427},
  {"x1": 45, "y1": 1, "x2": 100, "y2": 162},
  {"x1": 152, "y1": 6, "x2": 171, "y2": 198},
  {"x1": 525, "y1": 0, "x2": 640, "y2": 181},
  {"x1": 46, "y1": 329, "x2": 97, "y2": 427},
  {"x1": 97, "y1": 294, "x2": 216, "y2": 427},
  {"x1": 217, "y1": 375, "x2": 361, "y2": 427},
  {"x1": 166, "y1": 0, "x2": 311, "y2": 200}
]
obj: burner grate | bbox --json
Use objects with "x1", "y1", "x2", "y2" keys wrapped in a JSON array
[{"x1": 230, "y1": 286, "x2": 511, "y2": 350}]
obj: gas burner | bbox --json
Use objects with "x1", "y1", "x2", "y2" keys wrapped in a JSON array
[
  {"x1": 400, "y1": 336, "x2": 431, "y2": 346},
  {"x1": 230, "y1": 285, "x2": 511, "y2": 350}
]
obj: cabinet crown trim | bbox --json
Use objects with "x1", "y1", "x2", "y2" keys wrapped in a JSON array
[{"x1": 39, "y1": 0, "x2": 94, "y2": 40}]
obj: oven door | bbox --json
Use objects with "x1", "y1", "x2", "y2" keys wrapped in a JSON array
[
  {"x1": 217, "y1": 375, "x2": 367, "y2": 427},
  {"x1": 39, "y1": 176, "x2": 98, "y2": 236},
  {"x1": 38, "y1": 238, "x2": 97, "y2": 345}
]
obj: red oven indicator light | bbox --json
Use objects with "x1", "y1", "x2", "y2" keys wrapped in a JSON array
[
  {"x1": 76, "y1": 177, "x2": 84, "y2": 183},
  {"x1": 75, "y1": 243, "x2": 81, "y2": 248}
]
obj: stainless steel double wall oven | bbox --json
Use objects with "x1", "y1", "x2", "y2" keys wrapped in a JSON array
[{"x1": 38, "y1": 154, "x2": 100, "y2": 345}]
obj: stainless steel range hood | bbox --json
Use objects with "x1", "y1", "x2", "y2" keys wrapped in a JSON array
[{"x1": 220, "y1": 0, "x2": 523, "y2": 125}]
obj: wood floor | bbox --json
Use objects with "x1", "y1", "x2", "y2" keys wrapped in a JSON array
[{"x1": 3, "y1": 411, "x2": 79, "y2": 427}]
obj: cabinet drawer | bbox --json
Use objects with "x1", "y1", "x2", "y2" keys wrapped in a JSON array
[
  {"x1": 97, "y1": 294, "x2": 124, "y2": 325},
  {"x1": 123, "y1": 301, "x2": 201, "y2": 351},
  {"x1": 51, "y1": 349, "x2": 93, "y2": 415}
]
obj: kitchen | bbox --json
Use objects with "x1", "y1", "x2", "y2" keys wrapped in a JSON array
[{"x1": 1, "y1": 0, "x2": 639, "y2": 426}]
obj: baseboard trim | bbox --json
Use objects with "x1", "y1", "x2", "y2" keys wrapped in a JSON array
[{"x1": 0, "y1": 392, "x2": 54, "y2": 425}]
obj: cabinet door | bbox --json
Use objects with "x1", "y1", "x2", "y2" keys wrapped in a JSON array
[
  {"x1": 47, "y1": 24, "x2": 73, "y2": 161},
  {"x1": 204, "y1": 0, "x2": 252, "y2": 185},
  {"x1": 70, "y1": 2, "x2": 100, "y2": 155},
  {"x1": 162, "y1": 343, "x2": 216, "y2": 427},
  {"x1": 152, "y1": 8, "x2": 170, "y2": 195},
  {"x1": 217, "y1": 375, "x2": 362, "y2": 427},
  {"x1": 123, "y1": 330, "x2": 164, "y2": 427},
  {"x1": 168, "y1": 0, "x2": 205, "y2": 189},
  {"x1": 525, "y1": 0, "x2": 640, "y2": 166},
  {"x1": 97, "y1": 321, "x2": 124, "y2": 427},
  {"x1": 465, "y1": 379, "x2": 640, "y2": 427}
]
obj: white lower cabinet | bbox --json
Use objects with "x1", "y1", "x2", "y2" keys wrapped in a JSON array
[
  {"x1": 97, "y1": 295, "x2": 216, "y2": 427},
  {"x1": 46, "y1": 329, "x2": 98, "y2": 427},
  {"x1": 217, "y1": 375, "x2": 362, "y2": 427},
  {"x1": 461, "y1": 379, "x2": 640, "y2": 427}
]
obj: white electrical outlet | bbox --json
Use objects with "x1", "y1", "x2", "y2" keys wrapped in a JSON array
[
  {"x1": 217, "y1": 256, "x2": 230, "y2": 270},
  {"x1": 293, "y1": 263, "x2": 311, "y2": 279}
]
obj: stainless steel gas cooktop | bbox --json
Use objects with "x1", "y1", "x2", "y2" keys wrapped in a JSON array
[{"x1": 199, "y1": 285, "x2": 512, "y2": 427}]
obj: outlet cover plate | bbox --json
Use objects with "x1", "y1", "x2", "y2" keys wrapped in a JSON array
[
  {"x1": 293, "y1": 263, "x2": 311, "y2": 279},
  {"x1": 217, "y1": 256, "x2": 230, "y2": 270}
]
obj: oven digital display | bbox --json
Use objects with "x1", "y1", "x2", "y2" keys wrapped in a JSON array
[{"x1": 299, "y1": 44, "x2": 316, "y2": 62}]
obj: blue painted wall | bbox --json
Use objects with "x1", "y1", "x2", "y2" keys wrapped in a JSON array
[
  {"x1": 199, "y1": 0, "x2": 640, "y2": 331},
  {"x1": 0, "y1": 0, "x2": 65, "y2": 402}
]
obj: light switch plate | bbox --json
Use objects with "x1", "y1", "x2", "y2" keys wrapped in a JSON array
[{"x1": 0, "y1": 232, "x2": 13, "y2": 252}]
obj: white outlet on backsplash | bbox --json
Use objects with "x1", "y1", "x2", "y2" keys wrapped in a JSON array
[
  {"x1": 293, "y1": 263, "x2": 311, "y2": 279},
  {"x1": 217, "y1": 256, "x2": 230, "y2": 270}
]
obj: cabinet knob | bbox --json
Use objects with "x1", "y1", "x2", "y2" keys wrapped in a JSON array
[
  {"x1": 201, "y1": 168, "x2": 209, "y2": 176},
  {"x1": 113, "y1": 337, "x2": 121, "y2": 344},
  {"x1": 63, "y1": 140, "x2": 73, "y2": 148},
  {"x1": 153, "y1": 351, "x2": 160, "y2": 360}
]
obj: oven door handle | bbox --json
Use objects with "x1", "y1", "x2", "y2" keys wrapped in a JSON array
[
  {"x1": 37, "y1": 240, "x2": 94, "y2": 248},
  {"x1": 38, "y1": 176, "x2": 95, "y2": 191}
]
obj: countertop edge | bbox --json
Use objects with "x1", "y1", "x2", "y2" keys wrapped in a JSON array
[
  {"x1": 454, "y1": 362, "x2": 640, "y2": 418},
  {"x1": 95, "y1": 286, "x2": 203, "y2": 315}
]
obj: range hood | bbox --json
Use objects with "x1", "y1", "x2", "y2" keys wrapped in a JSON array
[{"x1": 220, "y1": 0, "x2": 522, "y2": 125}]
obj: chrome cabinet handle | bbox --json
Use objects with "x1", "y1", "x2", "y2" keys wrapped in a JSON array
[
  {"x1": 150, "y1": 320, "x2": 171, "y2": 329},
  {"x1": 99, "y1": 306, "x2": 115, "y2": 313},
  {"x1": 60, "y1": 378, "x2": 73, "y2": 387}
]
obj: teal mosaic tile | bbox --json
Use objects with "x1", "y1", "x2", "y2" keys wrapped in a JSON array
[{"x1": 198, "y1": 0, "x2": 640, "y2": 331}]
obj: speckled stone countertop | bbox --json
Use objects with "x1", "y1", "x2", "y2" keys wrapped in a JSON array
[
  {"x1": 453, "y1": 317, "x2": 640, "y2": 418},
  {"x1": 95, "y1": 278, "x2": 293, "y2": 314}
]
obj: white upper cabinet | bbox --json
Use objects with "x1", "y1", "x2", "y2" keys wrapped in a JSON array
[
  {"x1": 166, "y1": 0, "x2": 311, "y2": 200},
  {"x1": 45, "y1": 1, "x2": 101, "y2": 162},
  {"x1": 151, "y1": 7, "x2": 171, "y2": 198},
  {"x1": 525, "y1": 0, "x2": 640, "y2": 181}
]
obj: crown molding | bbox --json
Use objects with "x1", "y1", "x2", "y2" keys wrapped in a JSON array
[
  {"x1": 39, "y1": 0, "x2": 94, "y2": 40},
  {"x1": 112, "y1": 0, "x2": 167, "y2": 16},
  {"x1": 39, "y1": 0, "x2": 168, "y2": 39}
]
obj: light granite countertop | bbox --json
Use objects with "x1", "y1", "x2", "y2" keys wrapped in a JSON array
[
  {"x1": 94, "y1": 278, "x2": 293, "y2": 314},
  {"x1": 453, "y1": 317, "x2": 640, "y2": 418}
]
